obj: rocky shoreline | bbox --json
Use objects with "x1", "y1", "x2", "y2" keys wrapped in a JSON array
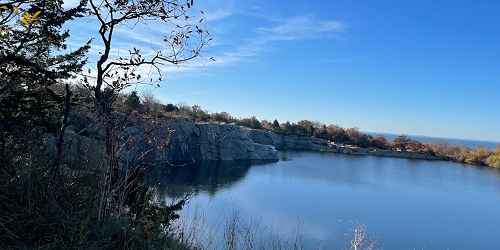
[
  {"x1": 52, "y1": 118, "x2": 445, "y2": 167},
  {"x1": 160, "y1": 119, "x2": 445, "y2": 163}
]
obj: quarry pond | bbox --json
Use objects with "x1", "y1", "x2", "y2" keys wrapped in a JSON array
[{"x1": 150, "y1": 152, "x2": 500, "y2": 250}]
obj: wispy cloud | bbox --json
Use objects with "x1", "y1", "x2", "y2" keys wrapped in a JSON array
[
  {"x1": 191, "y1": 15, "x2": 346, "y2": 69},
  {"x1": 257, "y1": 15, "x2": 345, "y2": 41},
  {"x1": 155, "y1": 15, "x2": 346, "y2": 73},
  {"x1": 66, "y1": 2, "x2": 345, "y2": 75},
  {"x1": 204, "y1": 9, "x2": 233, "y2": 22}
]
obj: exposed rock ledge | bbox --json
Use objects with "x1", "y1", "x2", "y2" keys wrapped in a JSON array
[
  {"x1": 117, "y1": 118, "x2": 335, "y2": 164},
  {"x1": 52, "y1": 118, "x2": 443, "y2": 166},
  {"x1": 158, "y1": 120, "x2": 279, "y2": 162},
  {"x1": 158, "y1": 119, "x2": 443, "y2": 163}
]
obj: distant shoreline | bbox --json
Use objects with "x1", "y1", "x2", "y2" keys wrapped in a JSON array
[
  {"x1": 366, "y1": 132, "x2": 500, "y2": 150},
  {"x1": 320, "y1": 144, "x2": 445, "y2": 161}
]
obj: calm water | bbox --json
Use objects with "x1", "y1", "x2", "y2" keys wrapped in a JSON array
[{"x1": 151, "y1": 152, "x2": 500, "y2": 250}]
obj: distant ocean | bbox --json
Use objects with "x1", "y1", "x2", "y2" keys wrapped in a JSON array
[{"x1": 367, "y1": 132, "x2": 499, "y2": 150}]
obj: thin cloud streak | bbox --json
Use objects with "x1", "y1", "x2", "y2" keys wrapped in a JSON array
[
  {"x1": 157, "y1": 15, "x2": 346, "y2": 73},
  {"x1": 204, "y1": 9, "x2": 234, "y2": 22},
  {"x1": 257, "y1": 15, "x2": 345, "y2": 41},
  {"x1": 197, "y1": 15, "x2": 346, "y2": 69},
  {"x1": 65, "y1": 3, "x2": 345, "y2": 75}
]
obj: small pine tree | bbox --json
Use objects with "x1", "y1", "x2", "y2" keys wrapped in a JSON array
[
  {"x1": 125, "y1": 91, "x2": 141, "y2": 111},
  {"x1": 163, "y1": 103, "x2": 179, "y2": 112},
  {"x1": 250, "y1": 116, "x2": 262, "y2": 129},
  {"x1": 272, "y1": 119, "x2": 281, "y2": 130},
  {"x1": 283, "y1": 122, "x2": 292, "y2": 134}
]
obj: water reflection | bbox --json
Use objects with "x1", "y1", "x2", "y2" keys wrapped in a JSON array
[
  {"x1": 146, "y1": 160, "x2": 275, "y2": 198},
  {"x1": 147, "y1": 152, "x2": 500, "y2": 250}
]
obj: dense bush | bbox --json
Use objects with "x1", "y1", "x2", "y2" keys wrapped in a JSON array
[
  {"x1": 164, "y1": 103, "x2": 180, "y2": 113},
  {"x1": 427, "y1": 144, "x2": 500, "y2": 167},
  {"x1": 486, "y1": 151, "x2": 500, "y2": 168},
  {"x1": 125, "y1": 91, "x2": 142, "y2": 112},
  {"x1": 236, "y1": 116, "x2": 262, "y2": 129},
  {"x1": 392, "y1": 135, "x2": 428, "y2": 152}
]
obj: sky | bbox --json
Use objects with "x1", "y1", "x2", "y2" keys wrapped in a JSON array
[{"x1": 64, "y1": 0, "x2": 500, "y2": 142}]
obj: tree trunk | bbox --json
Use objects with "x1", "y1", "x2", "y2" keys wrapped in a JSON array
[{"x1": 51, "y1": 84, "x2": 71, "y2": 183}]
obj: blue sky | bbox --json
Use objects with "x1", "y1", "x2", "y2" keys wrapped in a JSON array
[{"x1": 65, "y1": 0, "x2": 500, "y2": 142}]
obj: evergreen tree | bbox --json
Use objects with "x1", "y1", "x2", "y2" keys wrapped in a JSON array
[
  {"x1": 283, "y1": 121, "x2": 292, "y2": 134},
  {"x1": 0, "y1": 0, "x2": 90, "y2": 134},
  {"x1": 272, "y1": 119, "x2": 281, "y2": 131},
  {"x1": 125, "y1": 91, "x2": 141, "y2": 111},
  {"x1": 164, "y1": 103, "x2": 179, "y2": 112},
  {"x1": 0, "y1": 1, "x2": 92, "y2": 247}
]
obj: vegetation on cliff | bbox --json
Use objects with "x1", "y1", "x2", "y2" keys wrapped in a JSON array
[
  {"x1": 0, "y1": 0, "x2": 207, "y2": 249},
  {"x1": 130, "y1": 97, "x2": 499, "y2": 169}
]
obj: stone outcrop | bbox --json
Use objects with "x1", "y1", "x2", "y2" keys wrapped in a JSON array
[
  {"x1": 52, "y1": 117, "x2": 444, "y2": 168},
  {"x1": 247, "y1": 129, "x2": 329, "y2": 151},
  {"x1": 167, "y1": 120, "x2": 279, "y2": 162},
  {"x1": 246, "y1": 128, "x2": 444, "y2": 161},
  {"x1": 44, "y1": 130, "x2": 106, "y2": 175},
  {"x1": 160, "y1": 120, "x2": 331, "y2": 163},
  {"x1": 120, "y1": 119, "x2": 279, "y2": 164}
]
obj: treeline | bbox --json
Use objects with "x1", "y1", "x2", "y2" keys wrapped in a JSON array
[
  {"x1": 122, "y1": 93, "x2": 393, "y2": 149},
  {"x1": 121, "y1": 95, "x2": 417, "y2": 150},
  {"x1": 128, "y1": 94, "x2": 500, "y2": 169}
]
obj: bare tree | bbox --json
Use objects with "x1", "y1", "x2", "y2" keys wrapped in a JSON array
[
  {"x1": 79, "y1": 0, "x2": 210, "y2": 223},
  {"x1": 76, "y1": 5, "x2": 210, "y2": 217},
  {"x1": 84, "y1": 0, "x2": 209, "y2": 113},
  {"x1": 80, "y1": 0, "x2": 209, "y2": 154}
]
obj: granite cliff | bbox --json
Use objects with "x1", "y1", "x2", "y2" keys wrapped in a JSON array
[{"x1": 51, "y1": 117, "x2": 442, "y2": 168}]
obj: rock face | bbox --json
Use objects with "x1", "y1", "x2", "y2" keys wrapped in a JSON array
[
  {"x1": 167, "y1": 120, "x2": 278, "y2": 162},
  {"x1": 120, "y1": 119, "x2": 445, "y2": 165},
  {"x1": 162, "y1": 120, "x2": 330, "y2": 163},
  {"x1": 48, "y1": 118, "x2": 444, "y2": 169},
  {"x1": 247, "y1": 129, "x2": 329, "y2": 151},
  {"x1": 45, "y1": 131, "x2": 105, "y2": 167},
  {"x1": 120, "y1": 119, "x2": 279, "y2": 164}
]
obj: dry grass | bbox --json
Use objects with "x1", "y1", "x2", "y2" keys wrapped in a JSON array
[{"x1": 167, "y1": 206, "x2": 379, "y2": 250}]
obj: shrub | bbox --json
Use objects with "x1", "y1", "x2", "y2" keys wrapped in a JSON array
[
  {"x1": 237, "y1": 117, "x2": 262, "y2": 129},
  {"x1": 164, "y1": 103, "x2": 179, "y2": 113},
  {"x1": 486, "y1": 149, "x2": 500, "y2": 168},
  {"x1": 142, "y1": 91, "x2": 163, "y2": 116},
  {"x1": 125, "y1": 91, "x2": 141, "y2": 112}
]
